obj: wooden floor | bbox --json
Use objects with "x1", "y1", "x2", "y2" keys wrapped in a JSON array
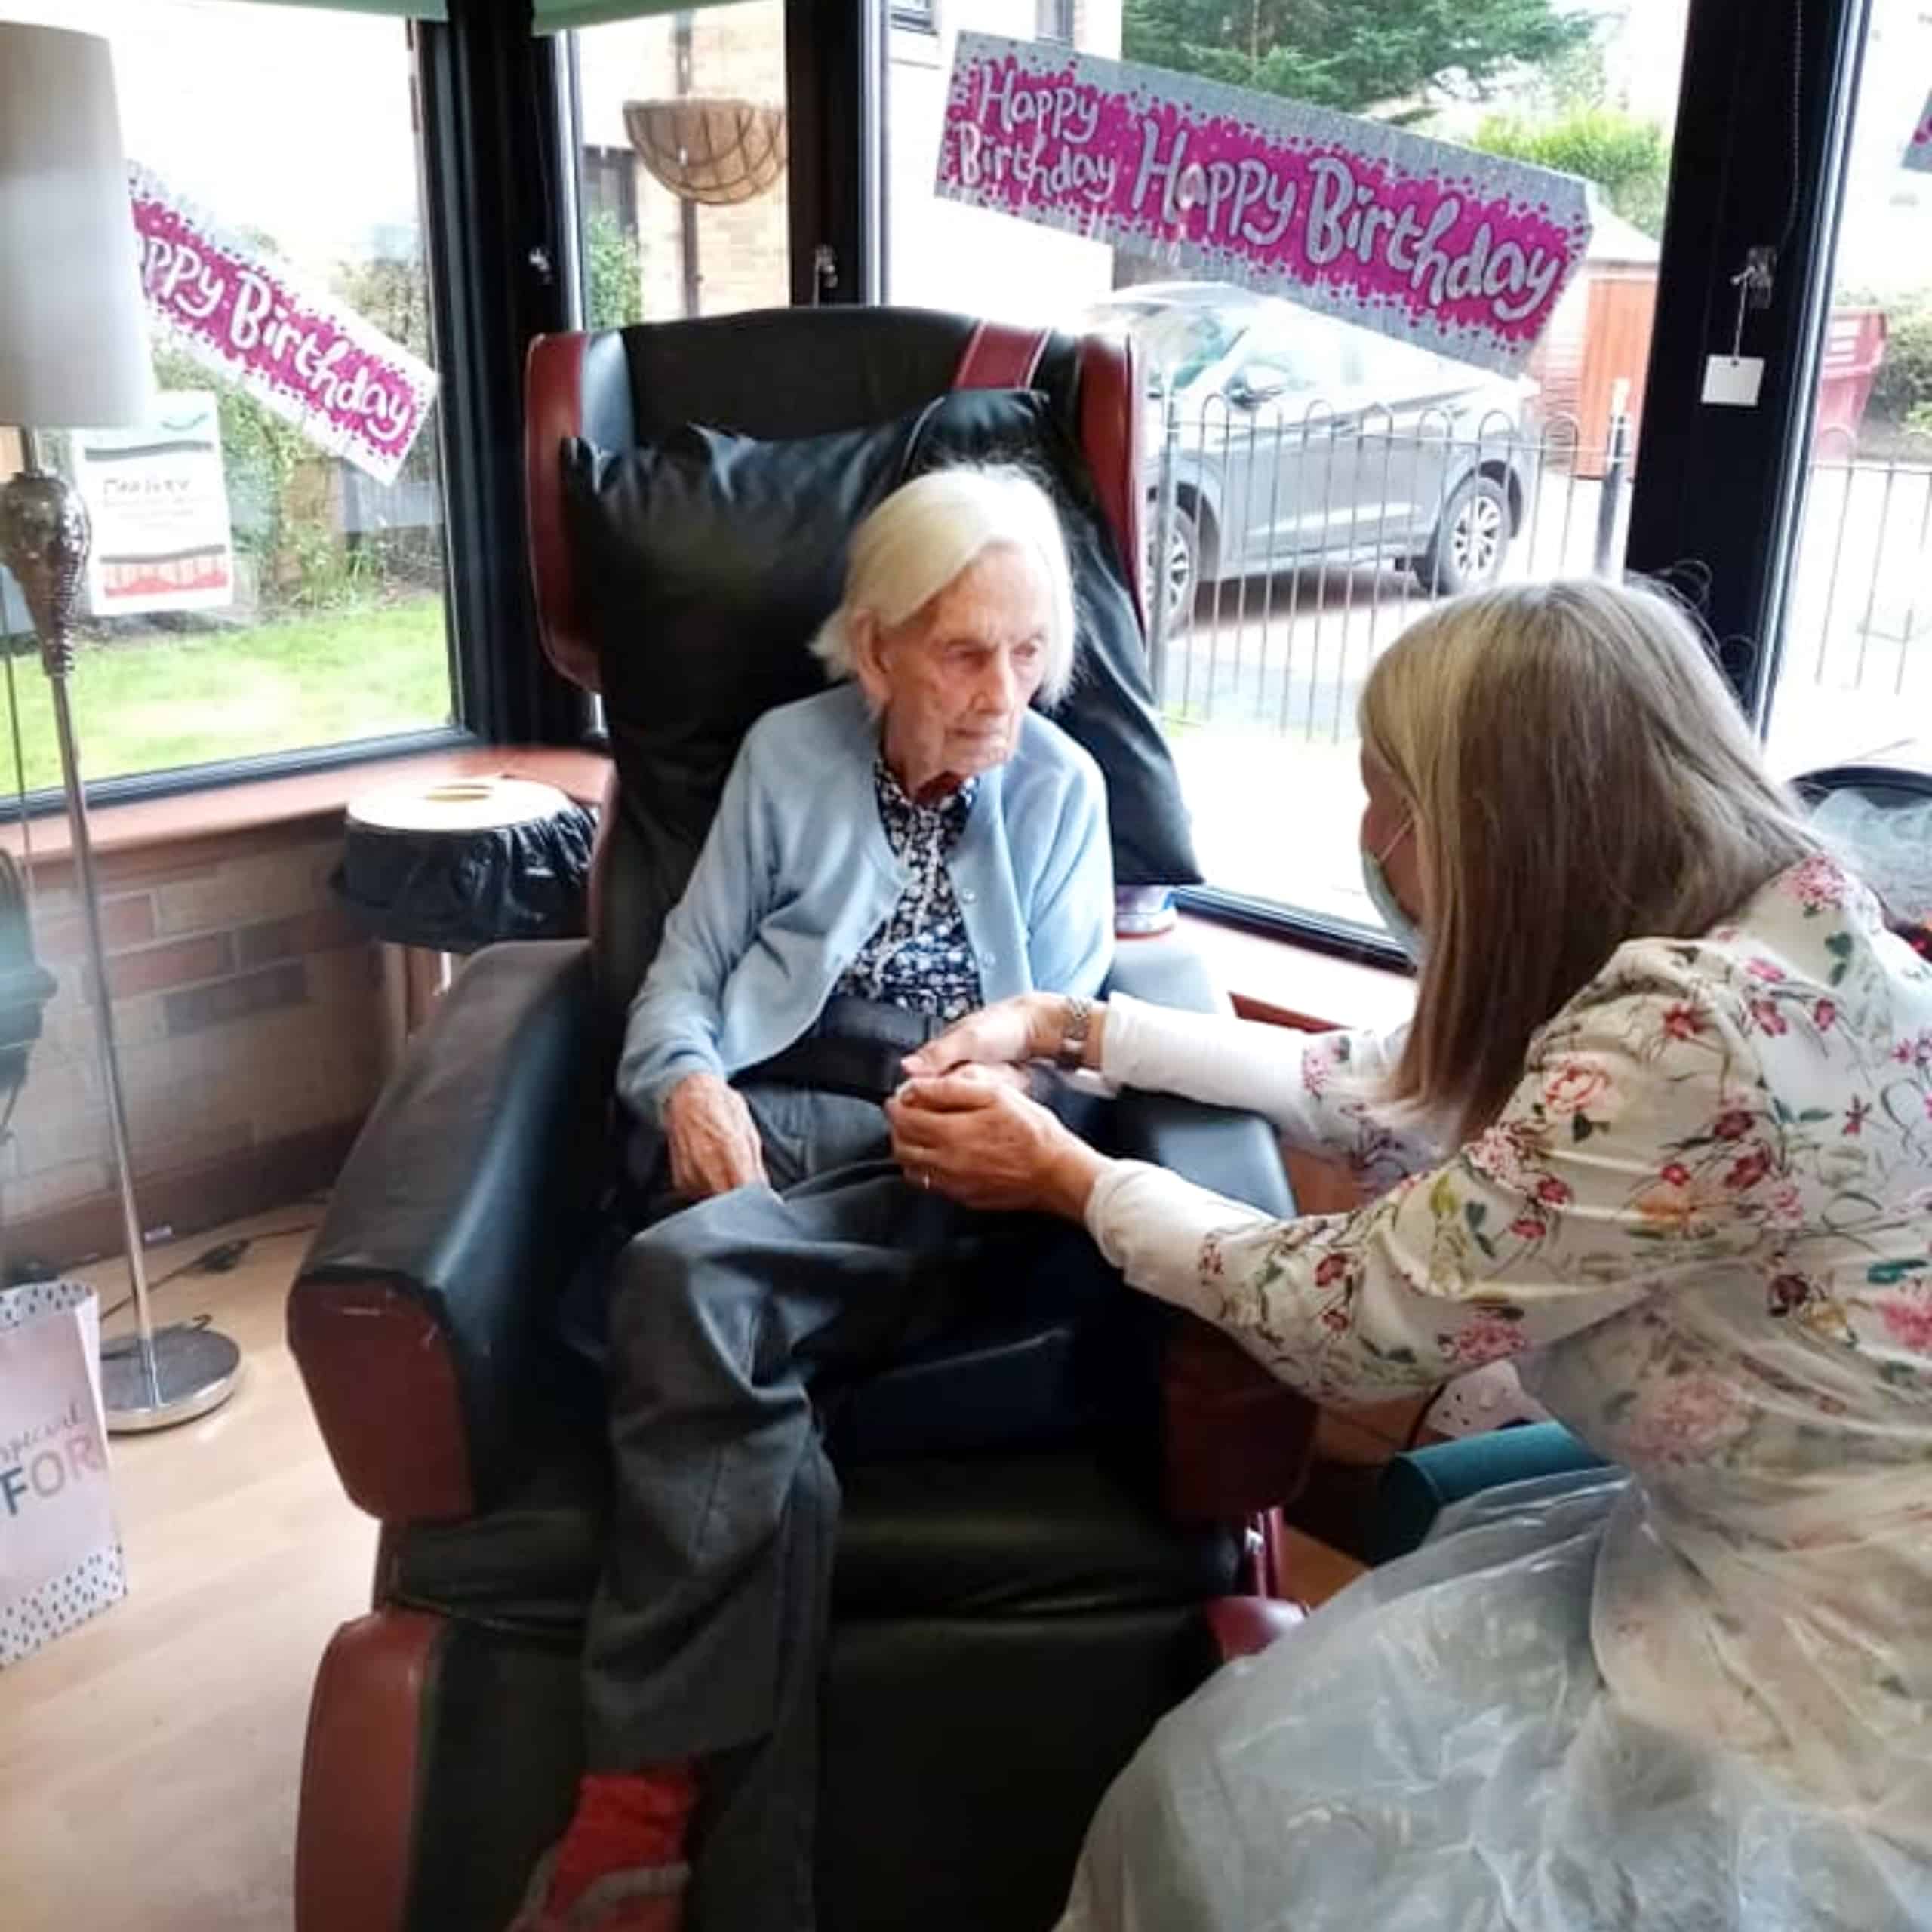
[
  {"x1": 0, "y1": 1208, "x2": 374, "y2": 1932},
  {"x1": 0, "y1": 1204, "x2": 1365, "y2": 1932}
]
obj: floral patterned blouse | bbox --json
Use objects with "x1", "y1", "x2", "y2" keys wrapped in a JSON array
[
  {"x1": 1088, "y1": 856, "x2": 1932, "y2": 1839},
  {"x1": 831, "y1": 757, "x2": 983, "y2": 1023}
]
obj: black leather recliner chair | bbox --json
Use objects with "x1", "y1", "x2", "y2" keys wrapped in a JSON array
[{"x1": 286, "y1": 306, "x2": 1316, "y2": 1932}]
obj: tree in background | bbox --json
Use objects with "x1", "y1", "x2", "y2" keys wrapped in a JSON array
[
  {"x1": 333, "y1": 254, "x2": 432, "y2": 365},
  {"x1": 151, "y1": 338, "x2": 308, "y2": 612},
  {"x1": 1123, "y1": 0, "x2": 1594, "y2": 115},
  {"x1": 586, "y1": 209, "x2": 646, "y2": 331},
  {"x1": 1470, "y1": 107, "x2": 1672, "y2": 236},
  {"x1": 328, "y1": 251, "x2": 445, "y2": 600}
]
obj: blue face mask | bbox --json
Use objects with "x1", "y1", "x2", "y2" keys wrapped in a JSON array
[{"x1": 1362, "y1": 820, "x2": 1425, "y2": 964}]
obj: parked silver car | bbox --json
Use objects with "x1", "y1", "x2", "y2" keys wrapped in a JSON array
[{"x1": 1078, "y1": 283, "x2": 1537, "y2": 622}]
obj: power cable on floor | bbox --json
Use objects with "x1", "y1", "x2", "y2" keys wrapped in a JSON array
[{"x1": 95, "y1": 1220, "x2": 320, "y2": 1327}]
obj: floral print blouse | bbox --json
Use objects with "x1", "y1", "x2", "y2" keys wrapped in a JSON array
[
  {"x1": 1087, "y1": 857, "x2": 1932, "y2": 1838},
  {"x1": 832, "y1": 756, "x2": 983, "y2": 1023}
]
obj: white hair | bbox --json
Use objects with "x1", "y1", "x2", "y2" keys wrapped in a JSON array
[{"x1": 810, "y1": 466, "x2": 1078, "y2": 706}]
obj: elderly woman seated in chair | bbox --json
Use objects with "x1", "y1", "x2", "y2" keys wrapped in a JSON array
[{"x1": 515, "y1": 466, "x2": 1114, "y2": 1932}]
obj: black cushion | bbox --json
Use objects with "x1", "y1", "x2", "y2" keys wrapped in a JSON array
[
  {"x1": 561, "y1": 386, "x2": 1199, "y2": 973},
  {"x1": 385, "y1": 1404, "x2": 1237, "y2": 1635},
  {"x1": 831, "y1": 1456, "x2": 1238, "y2": 1617},
  {"x1": 820, "y1": 1607, "x2": 1217, "y2": 1932}
]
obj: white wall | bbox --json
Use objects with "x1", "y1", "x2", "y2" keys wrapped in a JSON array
[
  {"x1": 884, "y1": 0, "x2": 1124, "y2": 324},
  {"x1": 1829, "y1": 2, "x2": 1932, "y2": 301}
]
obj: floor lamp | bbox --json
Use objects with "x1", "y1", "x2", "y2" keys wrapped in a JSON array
[{"x1": 0, "y1": 23, "x2": 241, "y2": 1431}]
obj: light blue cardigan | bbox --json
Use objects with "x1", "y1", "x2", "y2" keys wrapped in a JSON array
[{"x1": 619, "y1": 681, "x2": 1115, "y2": 1119}]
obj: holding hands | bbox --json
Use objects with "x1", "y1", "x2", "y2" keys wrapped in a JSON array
[
  {"x1": 900, "y1": 989, "x2": 1105, "y2": 1078},
  {"x1": 888, "y1": 993, "x2": 1111, "y2": 1220},
  {"x1": 662, "y1": 992, "x2": 1115, "y2": 1215}
]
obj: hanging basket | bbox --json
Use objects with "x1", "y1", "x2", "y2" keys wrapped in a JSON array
[{"x1": 623, "y1": 97, "x2": 789, "y2": 207}]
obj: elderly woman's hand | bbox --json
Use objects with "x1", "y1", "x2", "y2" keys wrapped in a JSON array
[
  {"x1": 663, "y1": 1072, "x2": 769, "y2": 1199},
  {"x1": 902, "y1": 992, "x2": 1091, "y2": 1079},
  {"x1": 887, "y1": 1068, "x2": 1109, "y2": 1219}
]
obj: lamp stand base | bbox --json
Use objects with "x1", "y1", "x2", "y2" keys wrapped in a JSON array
[{"x1": 100, "y1": 1323, "x2": 242, "y2": 1433}]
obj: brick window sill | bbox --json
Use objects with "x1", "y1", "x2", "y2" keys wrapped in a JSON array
[{"x1": 0, "y1": 743, "x2": 611, "y2": 873}]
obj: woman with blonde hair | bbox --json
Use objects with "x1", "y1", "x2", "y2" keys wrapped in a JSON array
[{"x1": 889, "y1": 578, "x2": 1932, "y2": 1929}]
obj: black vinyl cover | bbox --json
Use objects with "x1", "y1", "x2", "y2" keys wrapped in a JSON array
[
  {"x1": 294, "y1": 942, "x2": 614, "y2": 1506},
  {"x1": 386, "y1": 1437, "x2": 1238, "y2": 1638},
  {"x1": 333, "y1": 803, "x2": 598, "y2": 953}
]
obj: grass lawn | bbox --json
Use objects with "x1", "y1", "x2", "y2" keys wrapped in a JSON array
[{"x1": 0, "y1": 596, "x2": 453, "y2": 794}]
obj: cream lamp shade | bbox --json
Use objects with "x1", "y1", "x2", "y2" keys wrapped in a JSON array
[{"x1": 0, "y1": 22, "x2": 154, "y2": 430}]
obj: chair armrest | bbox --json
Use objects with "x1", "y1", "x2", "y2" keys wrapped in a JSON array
[
  {"x1": 1364, "y1": 1423, "x2": 1609, "y2": 1564},
  {"x1": 1103, "y1": 938, "x2": 1291, "y2": 1214},
  {"x1": 1160, "y1": 1320, "x2": 1318, "y2": 1523},
  {"x1": 1204, "y1": 1595, "x2": 1306, "y2": 1662},
  {"x1": 1103, "y1": 939, "x2": 1317, "y2": 1521},
  {"x1": 288, "y1": 940, "x2": 615, "y2": 1526}
]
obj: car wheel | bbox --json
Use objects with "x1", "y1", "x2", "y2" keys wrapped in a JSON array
[
  {"x1": 1146, "y1": 503, "x2": 1201, "y2": 630},
  {"x1": 1417, "y1": 472, "x2": 1510, "y2": 595}
]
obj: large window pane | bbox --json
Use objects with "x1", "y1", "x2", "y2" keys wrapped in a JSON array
[
  {"x1": 1766, "y1": 0, "x2": 1932, "y2": 783},
  {"x1": 569, "y1": 3, "x2": 791, "y2": 328},
  {"x1": 884, "y1": 0, "x2": 1690, "y2": 937},
  {"x1": 0, "y1": 0, "x2": 455, "y2": 786}
]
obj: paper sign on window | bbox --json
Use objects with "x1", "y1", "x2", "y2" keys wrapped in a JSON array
[
  {"x1": 937, "y1": 35, "x2": 1594, "y2": 377},
  {"x1": 1909, "y1": 88, "x2": 1932, "y2": 174},
  {"x1": 71, "y1": 392, "x2": 235, "y2": 620},
  {"x1": 127, "y1": 167, "x2": 438, "y2": 486}
]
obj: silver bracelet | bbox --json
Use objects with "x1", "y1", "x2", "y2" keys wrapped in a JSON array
[{"x1": 1056, "y1": 995, "x2": 1094, "y2": 1069}]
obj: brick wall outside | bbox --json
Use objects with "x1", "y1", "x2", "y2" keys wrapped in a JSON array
[
  {"x1": 2, "y1": 824, "x2": 383, "y2": 1261},
  {"x1": 576, "y1": 5, "x2": 791, "y2": 322},
  {"x1": 675, "y1": 7, "x2": 790, "y2": 318}
]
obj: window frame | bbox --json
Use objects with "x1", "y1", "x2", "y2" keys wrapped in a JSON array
[
  {"x1": 855, "y1": 0, "x2": 1877, "y2": 964},
  {"x1": 0, "y1": 0, "x2": 878, "y2": 825},
  {"x1": 1034, "y1": 0, "x2": 1074, "y2": 47},
  {"x1": 1623, "y1": 0, "x2": 1872, "y2": 725},
  {"x1": 0, "y1": 8, "x2": 488, "y2": 820}
]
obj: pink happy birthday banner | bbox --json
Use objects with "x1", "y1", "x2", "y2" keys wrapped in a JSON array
[
  {"x1": 128, "y1": 166, "x2": 438, "y2": 485},
  {"x1": 937, "y1": 36, "x2": 1594, "y2": 377},
  {"x1": 1909, "y1": 88, "x2": 1932, "y2": 174}
]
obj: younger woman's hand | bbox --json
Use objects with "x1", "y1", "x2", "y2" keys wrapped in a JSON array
[{"x1": 887, "y1": 1068, "x2": 1109, "y2": 1220}]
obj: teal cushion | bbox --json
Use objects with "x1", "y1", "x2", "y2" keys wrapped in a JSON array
[{"x1": 1367, "y1": 1423, "x2": 1607, "y2": 1564}]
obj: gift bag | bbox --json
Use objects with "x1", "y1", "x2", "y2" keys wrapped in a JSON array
[{"x1": 0, "y1": 1279, "x2": 126, "y2": 1667}]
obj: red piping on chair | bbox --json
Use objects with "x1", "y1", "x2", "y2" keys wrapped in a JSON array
[
  {"x1": 953, "y1": 321, "x2": 1052, "y2": 393},
  {"x1": 955, "y1": 323, "x2": 1149, "y2": 638},
  {"x1": 296, "y1": 1609, "x2": 445, "y2": 1932},
  {"x1": 288, "y1": 1279, "x2": 475, "y2": 1525},
  {"x1": 525, "y1": 331, "x2": 602, "y2": 696},
  {"x1": 1076, "y1": 335, "x2": 1149, "y2": 635}
]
